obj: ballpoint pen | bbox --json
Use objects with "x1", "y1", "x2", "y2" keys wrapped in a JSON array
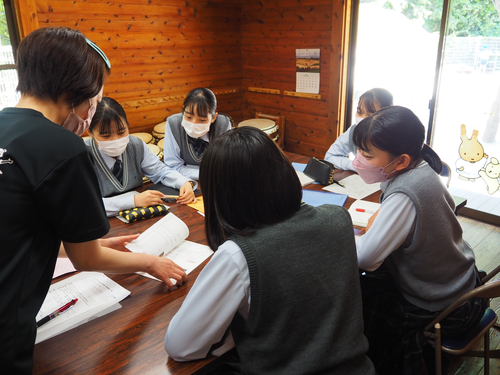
[
  {"x1": 333, "y1": 180, "x2": 345, "y2": 188},
  {"x1": 36, "y1": 299, "x2": 78, "y2": 328}
]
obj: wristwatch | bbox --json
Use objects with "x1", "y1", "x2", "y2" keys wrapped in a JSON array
[{"x1": 188, "y1": 181, "x2": 195, "y2": 188}]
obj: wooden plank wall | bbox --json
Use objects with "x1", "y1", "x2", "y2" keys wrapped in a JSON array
[
  {"x1": 34, "y1": 0, "x2": 243, "y2": 133},
  {"x1": 240, "y1": 0, "x2": 342, "y2": 157},
  {"x1": 32, "y1": 0, "x2": 346, "y2": 155}
]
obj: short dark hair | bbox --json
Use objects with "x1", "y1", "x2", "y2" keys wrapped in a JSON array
[
  {"x1": 16, "y1": 27, "x2": 110, "y2": 108},
  {"x1": 353, "y1": 106, "x2": 442, "y2": 173},
  {"x1": 199, "y1": 127, "x2": 302, "y2": 250},
  {"x1": 90, "y1": 97, "x2": 128, "y2": 136},
  {"x1": 358, "y1": 88, "x2": 393, "y2": 115}
]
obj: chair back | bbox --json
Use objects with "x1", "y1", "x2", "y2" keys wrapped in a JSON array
[{"x1": 440, "y1": 161, "x2": 451, "y2": 188}]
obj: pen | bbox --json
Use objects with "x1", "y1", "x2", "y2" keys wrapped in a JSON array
[
  {"x1": 334, "y1": 180, "x2": 345, "y2": 188},
  {"x1": 163, "y1": 195, "x2": 179, "y2": 198},
  {"x1": 355, "y1": 208, "x2": 377, "y2": 214},
  {"x1": 36, "y1": 299, "x2": 78, "y2": 328}
]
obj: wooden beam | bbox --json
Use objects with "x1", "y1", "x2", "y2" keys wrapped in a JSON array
[{"x1": 13, "y1": 0, "x2": 39, "y2": 38}]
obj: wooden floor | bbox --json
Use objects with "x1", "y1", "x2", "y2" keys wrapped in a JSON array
[{"x1": 447, "y1": 214, "x2": 500, "y2": 375}]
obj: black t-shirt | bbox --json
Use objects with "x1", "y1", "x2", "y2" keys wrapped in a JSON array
[{"x1": 0, "y1": 108, "x2": 110, "y2": 374}]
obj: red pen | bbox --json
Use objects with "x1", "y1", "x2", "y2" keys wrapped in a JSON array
[
  {"x1": 36, "y1": 299, "x2": 78, "y2": 328},
  {"x1": 356, "y1": 208, "x2": 377, "y2": 214}
]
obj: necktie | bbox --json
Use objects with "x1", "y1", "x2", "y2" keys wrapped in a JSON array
[
  {"x1": 112, "y1": 159, "x2": 123, "y2": 183},
  {"x1": 187, "y1": 136, "x2": 210, "y2": 158}
]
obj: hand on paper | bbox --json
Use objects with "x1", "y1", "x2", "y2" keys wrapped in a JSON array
[
  {"x1": 178, "y1": 181, "x2": 196, "y2": 204},
  {"x1": 366, "y1": 210, "x2": 379, "y2": 232},
  {"x1": 100, "y1": 234, "x2": 140, "y2": 252},
  {"x1": 148, "y1": 255, "x2": 188, "y2": 289},
  {"x1": 134, "y1": 190, "x2": 164, "y2": 207}
]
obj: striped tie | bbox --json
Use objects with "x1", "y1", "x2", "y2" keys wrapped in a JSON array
[{"x1": 112, "y1": 159, "x2": 123, "y2": 183}]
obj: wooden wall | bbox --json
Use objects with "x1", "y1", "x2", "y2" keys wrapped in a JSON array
[
  {"x1": 34, "y1": 0, "x2": 243, "y2": 133},
  {"x1": 240, "y1": 0, "x2": 350, "y2": 157},
  {"x1": 21, "y1": 0, "x2": 350, "y2": 156}
]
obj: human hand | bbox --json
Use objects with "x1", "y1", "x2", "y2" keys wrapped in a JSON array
[
  {"x1": 366, "y1": 210, "x2": 379, "y2": 232},
  {"x1": 99, "y1": 234, "x2": 140, "y2": 252},
  {"x1": 147, "y1": 255, "x2": 188, "y2": 289},
  {"x1": 134, "y1": 190, "x2": 164, "y2": 207},
  {"x1": 177, "y1": 181, "x2": 196, "y2": 204}
]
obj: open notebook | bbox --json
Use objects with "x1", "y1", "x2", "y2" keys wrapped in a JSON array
[{"x1": 125, "y1": 213, "x2": 213, "y2": 282}]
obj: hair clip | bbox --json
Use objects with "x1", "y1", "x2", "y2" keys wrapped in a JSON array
[{"x1": 85, "y1": 38, "x2": 111, "y2": 69}]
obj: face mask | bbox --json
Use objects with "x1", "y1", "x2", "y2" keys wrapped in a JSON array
[
  {"x1": 181, "y1": 118, "x2": 210, "y2": 139},
  {"x1": 352, "y1": 150, "x2": 399, "y2": 184},
  {"x1": 95, "y1": 135, "x2": 130, "y2": 157},
  {"x1": 355, "y1": 116, "x2": 364, "y2": 124},
  {"x1": 61, "y1": 100, "x2": 96, "y2": 136}
]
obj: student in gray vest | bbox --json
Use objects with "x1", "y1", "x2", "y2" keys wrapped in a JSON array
[
  {"x1": 86, "y1": 97, "x2": 182, "y2": 216},
  {"x1": 162, "y1": 87, "x2": 232, "y2": 201},
  {"x1": 165, "y1": 127, "x2": 375, "y2": 375},
  {"x1": 352, "y1": 106, "x2": 486, "y2": 374}
]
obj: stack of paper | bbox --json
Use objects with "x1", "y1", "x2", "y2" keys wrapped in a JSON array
[
  {"x1": 125, "y1": 213, "x2": 214, "y2": 282},
  {"x1": 347, "y1": 200, "x2": 381, "y2": 227},
  {"x1": 36, "y1": 272, "x2": 130, "y2": 344}
]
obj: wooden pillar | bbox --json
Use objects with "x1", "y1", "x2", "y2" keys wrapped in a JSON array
[
  {"x1": 13, "y1": 0, "x2": 39, "y2": 39},
  {"x1": 328, "y1": 0, "x2": 353, "y2": 143}
]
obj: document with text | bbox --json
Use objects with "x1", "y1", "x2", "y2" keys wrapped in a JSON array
[
  {"x1": 36, "y1": 272, "x2": 130, "y2": 344},
  {"x1": 125, "y1": 213, "x2": 214, "y2": 281}
]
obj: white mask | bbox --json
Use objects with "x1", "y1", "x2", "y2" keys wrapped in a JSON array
[
  {"x1": 95, "y1": 135, "x2": 130, "y2": 157},
  {"x1": 181, "y1": 118, "x2": 210, "y2": 139},
  {"x1": 355, "y1": 116, "x2": 364, "y2": 124}
]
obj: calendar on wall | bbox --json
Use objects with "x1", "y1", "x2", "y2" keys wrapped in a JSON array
[{"x1": 296, "y1": 49, "x2": 320, "y2": 94}]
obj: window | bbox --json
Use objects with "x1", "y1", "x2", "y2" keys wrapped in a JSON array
[
  {"x1": 0, "y1": 0, "x2": 20, "y2": 109},
  {"x1": 350, "y1": 0, "x2": 500, "y2": 219}
]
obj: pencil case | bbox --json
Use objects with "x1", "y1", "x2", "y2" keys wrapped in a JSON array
[
  {"x1": 118, "y1": 204, "x2": 169, "y2": 223},
  {"x1": 303, "y1": 157, "x2": 336, "y2": 185}
]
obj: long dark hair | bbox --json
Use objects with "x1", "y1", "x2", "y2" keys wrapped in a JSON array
[
  {"x1": 89, "y1": 97, "x2": 129, "y2": 136},
  {"x1": 16, "y1": 27, "x2": 110, "y2": 108},
  {"x1": 199, "y1": 127, "x2": 302, "y2": 250},
  {"x1": 182, "y1": 87, "x2": 234, "y2": 141},
  {"x1": 353, "y1": 106, "x2": 442, "y2": 173}
]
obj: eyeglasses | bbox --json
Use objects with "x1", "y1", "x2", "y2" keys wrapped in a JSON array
[{"x1": 85, "y1": 38, "x2": 111, "y2": 69}]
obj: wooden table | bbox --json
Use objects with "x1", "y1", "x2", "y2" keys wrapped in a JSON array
[{"x1": 33, "y1": 152, "x2": 379, "y2": 375}]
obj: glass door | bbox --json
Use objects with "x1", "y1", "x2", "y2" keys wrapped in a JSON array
[
  {"x1": 351, "y1": 0, "x2": 441, "y2": 129},
  {"x1": 430, "y1": 1, "x2": 500, "y2": 217}
]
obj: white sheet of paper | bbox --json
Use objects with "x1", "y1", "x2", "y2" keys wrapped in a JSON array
[
  {"x1": 296, "y1": 170, "x2": 314, "y2": 186},
  {"x1": 125, "y1": 213, "x2": 189, "y2": 256},
  {"x1": 138, "y1": 240, "x2": 214, "y2": 282},
  {"x1": 347, "y1": 200, "x2": 381, "y2": 227},
  {"x1": 53, "y1": 257, "x2": 77, "y2": 279},
  {"x1": 323, "y1": 174, "x2": 380, "y2": 200},
  {"x1": 36, "y1": 272, "x2": 130, "y2": 344}
]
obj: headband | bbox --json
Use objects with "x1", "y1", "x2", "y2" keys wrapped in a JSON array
[{"x1": 85, "y1": 38, "x2": 111, "y2": 69}]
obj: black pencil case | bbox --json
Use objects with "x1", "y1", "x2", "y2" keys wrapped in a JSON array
[{"x1": 303, "y1": 157, "x2": 336, "y2": 185}]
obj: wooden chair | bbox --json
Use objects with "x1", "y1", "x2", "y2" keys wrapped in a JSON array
[
  {"x1": 255, "y1": 112, "x2": 286, "y2": 149},
  {"x1": 424, "y1": 278, "x2": 500, "y2": 375}
]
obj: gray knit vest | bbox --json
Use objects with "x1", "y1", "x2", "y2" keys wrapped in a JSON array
[
  {"x1": 381, "y1": 162, "x2": 476, "y2": 311},
  {"x1": 166, "y1": 113, "x2": 230, "y2": 166},
  {"x1": 229, "y1": 204, "x2": 375, "y2": 375},
  {"x1": 85, "y1": 136, "x2": 144, "y2": 198}
]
